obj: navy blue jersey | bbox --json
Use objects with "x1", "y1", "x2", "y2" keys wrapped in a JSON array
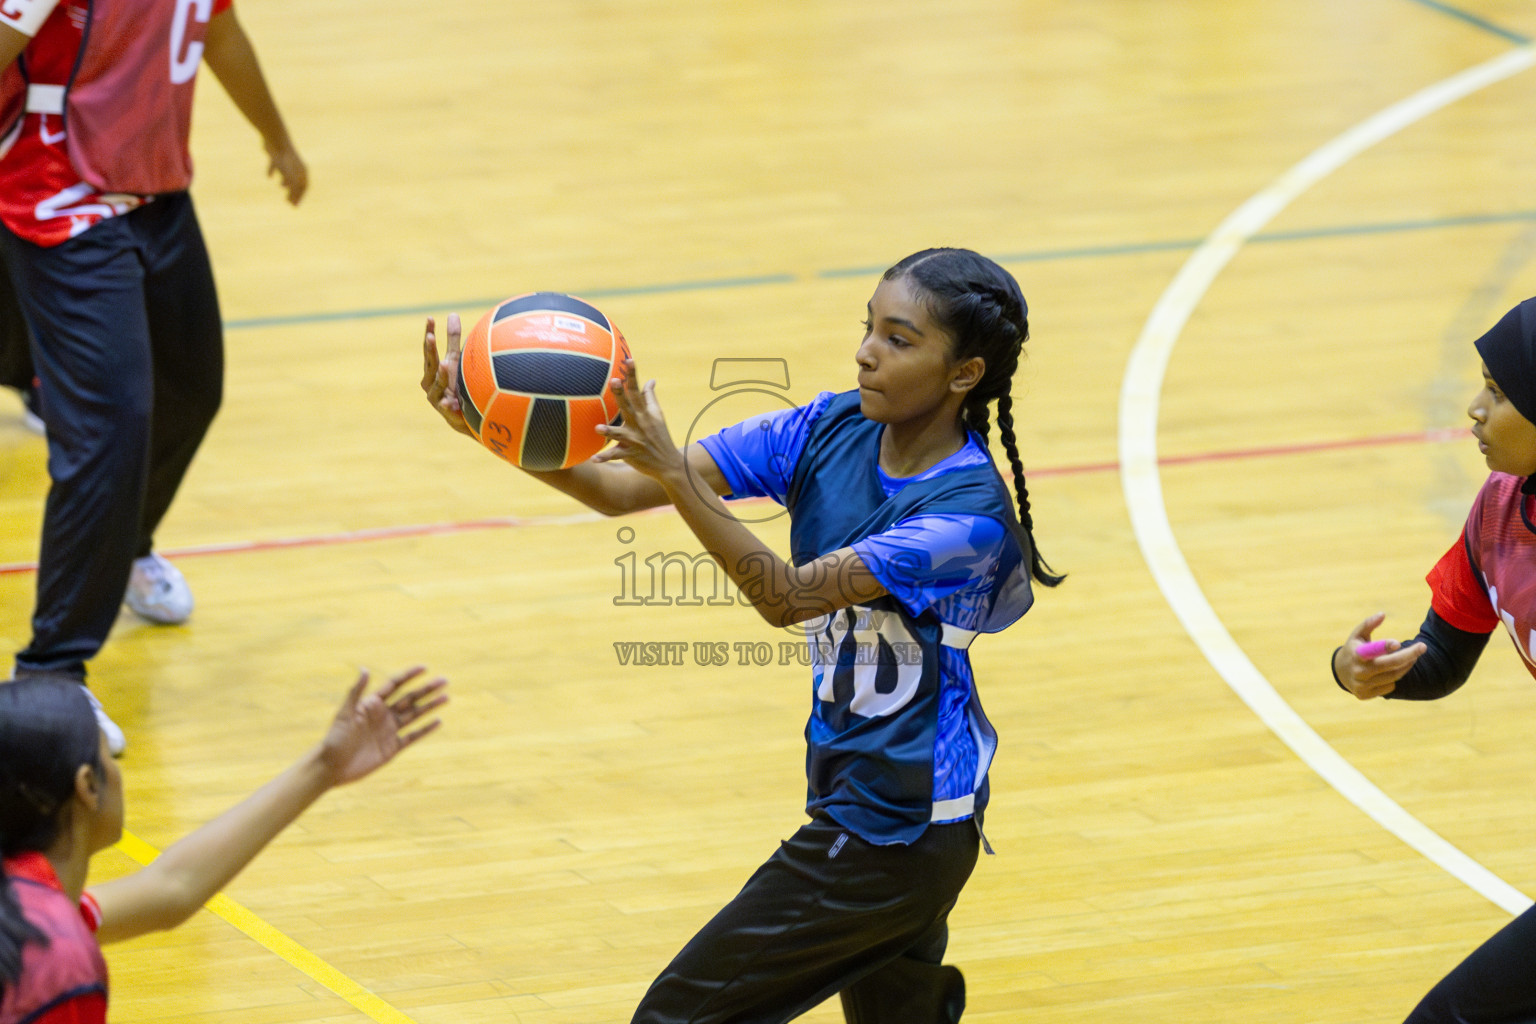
[{"x1": 700, "y1": 390, "x2": 1032, "y2": 844}]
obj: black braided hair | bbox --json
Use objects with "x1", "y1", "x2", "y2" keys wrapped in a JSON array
[
  {"x1": 883, "y1": 248, "x2": 1064, "y2": 587},
  {"x1": 0, "y1": 678, "x2": 102, "y2": 998}
]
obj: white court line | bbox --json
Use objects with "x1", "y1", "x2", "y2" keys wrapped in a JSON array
[{"x1": 1118, "y1": 46, "x2": 1536, "y2": 916}]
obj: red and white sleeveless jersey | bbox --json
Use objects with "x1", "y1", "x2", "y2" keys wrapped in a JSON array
[
  {"x1": 1427, "y1": 472, "x2": 1536, "y2": 678},
  {"x1": 0, "y1": 852, "x2": 107, "y2": 1024},
  {"x1": 0, "y1": 0, "x2": 230, "y2": 247}
]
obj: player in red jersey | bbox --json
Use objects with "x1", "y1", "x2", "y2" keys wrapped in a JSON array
[
  {"x1": 0, "y1": 0, "x2": 307, "y2": 753},
  {"x1": 1333, "y1": 297, "x2": 1536, "y2": 1024},
  {"x1": 0, "y1": 667, "x2": 445, "y2": 1024}
]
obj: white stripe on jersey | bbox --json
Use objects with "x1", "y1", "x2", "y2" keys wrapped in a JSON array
[
  {"x1": 0, "y1": 0, "x2": 61, "y2": 36},
  {"x1": 931, "y1": 795, "x2": 974, "y2": 821}
]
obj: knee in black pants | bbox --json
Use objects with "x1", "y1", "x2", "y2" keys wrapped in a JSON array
[
  {"x1": 1401, "y1": 904, "x2": 1536, "y2": 1024},
  {"x1": 840, "y1": 960, "x2": 965, "y2": 1024}
]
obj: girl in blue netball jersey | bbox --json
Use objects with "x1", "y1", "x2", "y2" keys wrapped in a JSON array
[{"x1": 422, "y1": 247, "x2": 1062, "y2": 1024}]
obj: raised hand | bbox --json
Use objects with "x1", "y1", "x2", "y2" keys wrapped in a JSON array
[
  {"x1": 592, "y1": 358, "x2": 686, "y2": 483},
  {"x1": 421, "y1": 314, "x2": 474, "y2": 436},
  {"x1": 319, "y1": 666, "x2": 448, "y2": 785},
  {"x1": 1332, "y1": 612, "x2": 1426, "y2": 700}
]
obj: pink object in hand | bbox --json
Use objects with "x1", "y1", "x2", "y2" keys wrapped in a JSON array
[{"x1": 1356, "y1": 639, "x2": 1391, "y2": 659}]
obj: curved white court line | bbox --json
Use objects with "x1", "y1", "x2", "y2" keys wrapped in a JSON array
[{"x1": 1119, "y1": 46, "x2": 1536, "y2": 916}]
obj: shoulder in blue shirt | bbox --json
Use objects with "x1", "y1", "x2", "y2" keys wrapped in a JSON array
[
  {"x1": 698, "y1": 391, "x2": 836, "y2": 503},
  {"x1": 852, "y1": 514, "x2": 1012, "y2": 629}
]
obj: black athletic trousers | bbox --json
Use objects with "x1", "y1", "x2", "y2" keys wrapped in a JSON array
[
  {"x1": 0, "y1": 193, "x2": 223, "y2": 678},
  {"x1": 1, "y1": 263, "x2": 33, "y2": 393},
  {"x1": 1404, "y1": 903, "x2": 1536, "y2": 1024},
  {"x1": 631, "y1": 815, "x2": 979, "y2": 1024}
]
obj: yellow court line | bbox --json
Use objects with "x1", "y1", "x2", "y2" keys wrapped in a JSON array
[{"x1": 114, "y1": 830, "x2": 420, "y2": 1024}]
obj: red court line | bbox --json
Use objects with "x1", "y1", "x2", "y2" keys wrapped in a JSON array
[
  {"x1": 1141, "y1": 425, "x2": 1470, "y2": 470},
  {"x1": 0, "y1": 426, "x2": 1471, "y2": 576}
]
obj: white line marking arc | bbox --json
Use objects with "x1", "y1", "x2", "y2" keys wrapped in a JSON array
[{"x1": 1118, "y1": 46, "x2": 1536, "y2": 917}]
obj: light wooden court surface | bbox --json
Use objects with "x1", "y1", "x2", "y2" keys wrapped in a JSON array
[{"x1": 3, "y1": 1, "x2": 1536, "y2": 1021}]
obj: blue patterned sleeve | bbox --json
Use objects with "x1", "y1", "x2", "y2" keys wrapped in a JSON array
[
  {"x1": 851, "y1": 514, "x2": 1012, "y2": 623},
  {"x1": 697, "y1": 391, "x2": 834, "y2": 502}
]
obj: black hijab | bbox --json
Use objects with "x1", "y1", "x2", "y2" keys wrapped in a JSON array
[{"x1": 1473, "y1": 298, "x2": 1536, "y2": 424}]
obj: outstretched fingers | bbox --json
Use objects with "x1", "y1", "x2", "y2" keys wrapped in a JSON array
[
  {"x1": 421, "y1": 318, "x2": 442, "y2": 391},
  {"x1": 421, "y1": 316, "x2": 463, "y2": 394},
  {"x1": 343, "y1": 668, "x2": 371, "y2": 712},
  {"x1": 392, "y1": 678, "x2": 449, "y2": 727},
  {"x1": 1348, "y1": 611, "x2": 1386, "y2": 645},
  {"x1": 377, "y1": 664, "x2": 427, "y2": 702},
  {"x1": 595, "y1": 359, "x2": 641, "y2": 456},
  {"x1": 372, "y1": 665, "x2": 447, "y2": 729},
  {"x1": 608, "y1": 358, "x2": 639, "y2": 418},
  {"x1": 421, "y1": 316, "x2": 474, "y2": 436},
  {"x1": 610, "y1": 360, "x2": 664, "y2": 429},
  {"x1": 640, "y1": 377, "x2": 663, "y2": 418},
  {"x1": 398, "y1": 716, "x2": 444, "y2": 748}
]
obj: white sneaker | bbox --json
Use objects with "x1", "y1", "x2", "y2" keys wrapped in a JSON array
[
  {"x1": 125, "y1": 553, "x2": 194, "y2": 625},
  {"x1": 81, "y1": 687, "x2": 126, "y2": 757}
]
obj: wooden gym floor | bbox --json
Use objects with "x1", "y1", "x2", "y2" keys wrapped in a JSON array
[{"x1": 3, "y1": 1, "x2": 1536, "y2": 1021}]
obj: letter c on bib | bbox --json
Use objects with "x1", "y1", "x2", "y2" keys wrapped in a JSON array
[{"x1": 169, "y1": 0, "x2": 214, "y2": 85}]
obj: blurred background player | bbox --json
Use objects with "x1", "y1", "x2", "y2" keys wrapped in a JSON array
[
  {"x1": 0, "y1": 0, "x2": 308, "y2": 752},
  {"x1": 1332, "y1": 297, "x2": 1536, "y2": 1024},
  {"x1": 0, "y1": 666, "x2": 445, "y2": 1024}
]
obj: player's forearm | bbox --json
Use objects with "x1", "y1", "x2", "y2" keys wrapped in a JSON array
[
  {"x1": 521, "y1": 461, "x2": 671, "y2": 516},
  {"x1": 202, "y1": 10, "x2": 294, "y2": 151},
  {"x1": 1386, "y1": 607, "x2": 1490, "y2": 700},
  {"x1": 659, "y1": 472, "x2": 826, "y2": 627},
  {"x1": 93, "y1": 750, "x2": 333, "y2": 942}
]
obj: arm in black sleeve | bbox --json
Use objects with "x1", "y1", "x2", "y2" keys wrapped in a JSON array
[{"x1": 1383, "y1": 607, "x2": 1492, "y2": 700}]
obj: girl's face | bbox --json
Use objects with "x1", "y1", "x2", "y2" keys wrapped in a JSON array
[
  {"x1": 1469, "y1": 361, "x2": 1536, "y2": 476},
  {"x1": 854, "y1": 275, "x2": 974, "y2": 424}
]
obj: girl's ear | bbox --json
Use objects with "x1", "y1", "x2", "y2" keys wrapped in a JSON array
[
  {"x1": 73, "y1": 763, "x2": 100, "y2": 813},
  {"x1": 950, "y1": 356, "x2": 985, "y2": 394}
]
